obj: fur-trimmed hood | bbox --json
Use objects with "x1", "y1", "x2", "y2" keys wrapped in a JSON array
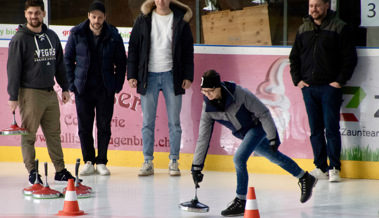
[{"x1": 141, "y1": 0, "x2": 192, "y2": 23}]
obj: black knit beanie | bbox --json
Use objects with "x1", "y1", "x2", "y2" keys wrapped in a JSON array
[
  {"x1": 201, "y1": 70, "x2": 221, "y2": 88},
  {"x1": 88, "y1": 1, "x2": 106, "y2": 14}
]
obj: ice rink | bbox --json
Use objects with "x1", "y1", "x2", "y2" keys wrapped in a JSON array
[{"x1": 0, "y1": 162, "x2": 378, "y2": 218}]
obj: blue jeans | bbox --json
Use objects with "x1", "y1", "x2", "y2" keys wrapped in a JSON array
[
  {"x1": 302, "y1": 85, "x2": 343, "y2": 171},
  {"x1": 234, "y1": 126, "x2": 305, "y2": 197},
  {"x1": 140, "y1": 71, "x2": 182, "y2": 161}
]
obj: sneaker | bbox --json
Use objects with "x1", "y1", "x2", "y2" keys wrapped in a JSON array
[
  {"x1": 298, "y1": 172, "x2": 317, "y2": 203},
  {"x1": 29, "y1": 170, "x2": 43, "y2": 185},
  {"x1": 96, "y1": 164, "x2": 111, "y2": 176},
  {"x1": 329, "y1": 167, "x2": 341, "y2": 182},
  {"x1": 79, "y1": 161, "x2": 95, "y2": 176},
  {"x1": 55, "y1": 169, "x2": 82, "y2": 183},
  {"x1": 309, "y1": 168, "x2": 329, "y2": 179},
  {"x1": 169, "y1": 159, "x2": 181, "y2": 176},
  {"x1": 221, "y1": 197, "x2": 246, "y2": 216},
  {"x1": 138, "y1": 160, "x2": 154, "y2": 176}
]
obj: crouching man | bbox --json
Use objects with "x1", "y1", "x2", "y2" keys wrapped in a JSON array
[{"x1": 191, "y1": 70, "x2": 317, "y2": 216}]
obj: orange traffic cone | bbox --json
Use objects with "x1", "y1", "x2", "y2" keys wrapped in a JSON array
[
  {"x1": 57, "y1": 179, "x2": 86, "y2": 216},
  {"x1": 244, "y1": 187, "x2": 260, "y2": 218}
]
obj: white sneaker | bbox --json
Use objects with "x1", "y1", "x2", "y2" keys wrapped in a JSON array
[
  {"x1": 138, "y1": 160, "x2": 154, "y2": 176},
  {"x1": 169, "y1": 159, "x2": 181, "y2": 176},
  {"x1": 329, "y1": 167, "x2": 341, "y2": 182},
  {"x1": 96, "y1": 164, "x2": 111, "y2": 176},
  {"x1": 309, "y1": 168, "x2": 329, "y2": 179},
  {"x1": 79, "y1": 161, "x2": 95, "y2": 176}
]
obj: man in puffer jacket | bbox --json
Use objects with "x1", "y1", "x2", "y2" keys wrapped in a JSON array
[
  {"x1": 64, "y1": 1, "x2": 127, "y2": 176},
  {"x1": 192, "y1": 70, "x2": 317, "y2": 216}
]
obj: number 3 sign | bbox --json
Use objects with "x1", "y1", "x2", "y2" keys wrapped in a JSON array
[{"x1": 361, "y1": 0, "x2": 379, "y2": 26}]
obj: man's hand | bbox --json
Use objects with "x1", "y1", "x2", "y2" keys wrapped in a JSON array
[
  {"x1": 192, "y1": 170, "x2": 203, "y2": 188},
  {"x1": 128, "y1": 79, "x2": 137, "y2": 88},
  {"x1": 8, "y1": 101, "x2": 18, "y2": 112},
  {"x1": 269, "y1": 138, "x2": 280, "y2": 153},
  {"x1": 182, "y1": 79, "x2": 192, "y2": 89},
  {"x1": 297, "y1": 80, "x2": 309, "y2": 89},
  {"x1": 62, "y1": 91, "x2": 70, "y2": 104},
  {"x1": 329, "y1": 82, "x2": 341, "y2": 88}
]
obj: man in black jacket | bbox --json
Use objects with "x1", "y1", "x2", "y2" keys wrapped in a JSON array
[
  {"x1": 289, "y1": 0, "x2": 357, "y2": 182},
  {"x1": 64, "y1": 1, "x2": 127, "y2": 176},
  {"x1": 127, "y1": 0, "x2": 194, "y2": 176}
]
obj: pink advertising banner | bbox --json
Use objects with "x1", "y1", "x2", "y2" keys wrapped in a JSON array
[
  {"x1": 0, "y1": 46, "x2": 314, "y2": 159},
  {"x1": 2, "y1": 43, "x2": 378, "y2": 161}
]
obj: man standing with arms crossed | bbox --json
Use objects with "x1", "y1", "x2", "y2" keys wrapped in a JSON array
[
  {"x1": 289, "y1": 0, "x2": 357, "y2": 182},
  {"x1": 7, "y1": 0, "x2": 78, "y2": 184},
  {"x1": 65, "y1": 1, "x2": 127, "y2": 176},
  {"x1": 127, "y1": 0, "x2": 194, "y2": 176}
]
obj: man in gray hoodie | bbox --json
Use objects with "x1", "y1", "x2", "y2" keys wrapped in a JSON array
[{"x1": 7, "y1": 0, "x2": 78, "y2": 184}]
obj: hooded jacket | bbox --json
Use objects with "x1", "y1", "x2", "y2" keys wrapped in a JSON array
[
  {"x1": 192, "y1": 82, "x2": 279, "y2": 171},
  {"x1": 7, "y1": 23, "x2": 69, "y2": 101},
  {"x1": 127, "y1": 0, "x2": 194, "y2": 95},
  {"x1": 64, "y1": 20, "x2": 127, "y2": 95},
  {"x1": 289, "y1": 10, "x2": 357, "y2": 86}
]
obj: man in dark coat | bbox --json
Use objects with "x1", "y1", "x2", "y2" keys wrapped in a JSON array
[
  {"x1": 127, "y1": 0, "x2": 194, "y2": 176},
  {"x1": 64, "y1": 1, "x2": 127, "y2": 176}
]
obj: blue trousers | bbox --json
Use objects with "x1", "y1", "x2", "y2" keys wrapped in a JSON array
[
  {"x1": 140, "y1": 71, "x2": 182, "y2": 161},
  {"x1": 234, "y1": 126, "x2": 305, "y2": 197},
  {"x1": 302, "y1": 85, "x2": 343, "y2": 171}
]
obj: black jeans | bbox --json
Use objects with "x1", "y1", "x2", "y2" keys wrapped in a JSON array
[{"x1": 75, "y1": 87, "x2": 115, "y2": 165}]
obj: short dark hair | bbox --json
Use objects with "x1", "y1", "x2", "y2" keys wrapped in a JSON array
[{"x1": 25, "y1": 0, "x2": 45, "y2": 11}]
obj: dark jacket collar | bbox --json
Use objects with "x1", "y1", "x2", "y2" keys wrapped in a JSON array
[{"x1": 204, "y1": 81, "x2": 236, "y2": 112}]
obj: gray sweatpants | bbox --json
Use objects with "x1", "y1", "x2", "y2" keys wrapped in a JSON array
[{"x1": 19, "y1": 88, "x2": 65, "y2": 173}]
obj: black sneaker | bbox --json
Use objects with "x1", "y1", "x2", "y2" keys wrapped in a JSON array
[
  {"x1": 54, "y1": 169, "x2": 82, "y2": 183},
  {"x1": 221, "y1": 197, "x2": 246, "y2": 216},
  {"x1": 29, "y1": 170, "x2": 43, "y2": 185},
  {"x1": 298, "y1": 172, "x2": 317, "y2": 203}
]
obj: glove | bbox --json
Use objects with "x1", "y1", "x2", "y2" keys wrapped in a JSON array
[
  {"x1": 192, "y1": 170, "x2": 203, "y2": 188},
  {"x1": 269, "y1": 138, "x2": 280, "y2": 153}
]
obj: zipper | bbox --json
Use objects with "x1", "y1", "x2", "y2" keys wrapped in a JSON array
[{"x1": 312, "y1": 33, "x2": 319, "y2": 79}]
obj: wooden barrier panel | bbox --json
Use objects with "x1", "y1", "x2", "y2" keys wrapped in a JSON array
[{"x1": 202, "y1": 5, "x2": 271, "y2": 45}]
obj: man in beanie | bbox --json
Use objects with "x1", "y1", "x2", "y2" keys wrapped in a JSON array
[
  {"x1": 191, "y1": 70, "x2": 318, "y2": 216},
  {"x1": 64, "y1": 0, "x2": 127, "y2": 176},
  {"x1": 127, "y1": 0, "x2": 194, "y2": 176}
]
